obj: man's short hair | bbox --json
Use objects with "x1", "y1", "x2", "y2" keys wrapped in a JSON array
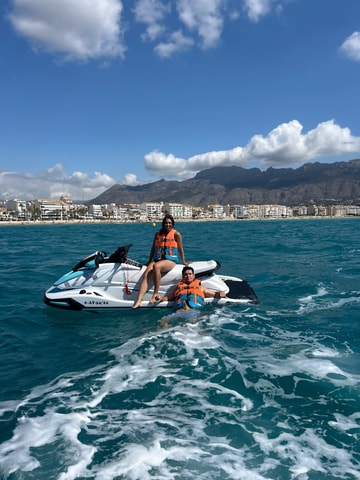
[{"x1": 182, "y1": 266, "x2": 194, "y2": 275}]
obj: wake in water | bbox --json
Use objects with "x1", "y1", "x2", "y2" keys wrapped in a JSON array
[
  {"x1": 298, "y1": 284, "x2": 360, "y2": 315},
  {"x1": 1, "y1": 304, "x2": 359, "y2": 480}
]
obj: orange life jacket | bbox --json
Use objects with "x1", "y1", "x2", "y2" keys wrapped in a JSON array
[
  {"x1": 153, "y1": 229, "x2": 179, "y2": 262},
  {"x1": 174, "y1": 279, "x2": 205, "y2": 310}
]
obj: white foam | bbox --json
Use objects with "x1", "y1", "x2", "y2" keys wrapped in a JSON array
[
  {"x1": 298, "y1": 284, "x2": 360, "y2": 315},
  {"x1": 253, "y1": 428, "x2": 359, "y2": 479},
  {"x1": 328, "y1": 412, "x2": 360, "y2": 433},
  {"x1": 1, "y1": 311, "x2": 359, "y2": 480},
  {"x1": 0, "y1": 409, "x2": 96, "y2": 477},
  {"x1": 299, "y1": 286, "x2": 328, "y2": 303}
]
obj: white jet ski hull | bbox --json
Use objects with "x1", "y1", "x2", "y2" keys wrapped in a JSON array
[{"x1": 43, "y1": 245, "x2": 259, "y2": 310}]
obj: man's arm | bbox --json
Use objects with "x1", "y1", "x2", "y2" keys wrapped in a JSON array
[{"x1": 202, "y1": 287, "x2": 226, "y2": 299}]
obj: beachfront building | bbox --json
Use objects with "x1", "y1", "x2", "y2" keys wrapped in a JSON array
[
  {"x1": 233, "y1": 205, "x2": 249, "y2": 219},
  {"x1": 223, "y1": 205, "x2": 233, "y2": 218},
  {"x1": 191, "y1": 206, "x2": 208, "y2": 218},
  {"x1": 307, "y1": 205, "x2": 328, "y2": 216},
  {"x1": 139, "y1": 202, "x2": 164, "y2": 220},
  {"x1": 5, "y1": 199, "x2": 30, "y2": 220},
  {"x1": 101, "y1": 203, "x2": 124, "y2": 220},
  {"x1": 100, "y1": 204, "x2": 146, "y2": 221},
  {"x1": 164, "y1": 203, "x2": 182, "y2": 218},
  {"x1": 209, "y1": 204, "x2": 226, "y2": 218},
  {"x1": 60, "y1": 195, "x2": 72, "y2": 206},
  {"x1": 257, "y1": 204, "x2": 293, "y2": 218},
  {"x1": 2, "y1": 195, "x2": 360, "y2": 222},
  {"x1": 126, "y1": 205, "x2": 147, "y2": 221},
  {"x1": 238, "y1": 204, "x2": 293, "y2": 219},
  {"x1": 31, "y1": 199, "x2": 64, "y2": 220},
  {"x1": 164, "y1": 203, "x2": 193, "y2": 219},
  {"x1": 6, "y1": 199, "x2": 27, "y2": 213},
  {"x1": 244, "y1": 205, "x2": 260, "y2": 219},
  {"x1": 88, "y1": 204, "x2": 102, "y2": 218},
  {"x1": 182, "y1": 204, "x2": 193, "y2": 219},
  {"x1": 0, "y1": 201, "x2": 7, "y2": 221},
  {"x1": 293, "y1": 206, "x2": 309, "y2": 216},
  {"x1": 326, "y1": 205, "x2": 348, "y2": 217},
  {"x1": 346, "y1": 205, "x2": 360, "y2": 216}
]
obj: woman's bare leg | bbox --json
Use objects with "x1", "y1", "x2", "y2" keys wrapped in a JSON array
[
  {"x1": 149, "y1": 260, "x2": 175, "y2": 303},
  {"x1": 132, "y1": 263, "x2": 154, "y2": 308}
]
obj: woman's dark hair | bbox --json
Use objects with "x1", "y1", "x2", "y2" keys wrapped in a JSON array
[{"x1": 161, "y1": 214, "x2": 175, "y2": 232}]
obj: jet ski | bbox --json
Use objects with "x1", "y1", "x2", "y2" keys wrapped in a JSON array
[{"x1": 43, "y1": 244, "x2": 259, "y2": 310}]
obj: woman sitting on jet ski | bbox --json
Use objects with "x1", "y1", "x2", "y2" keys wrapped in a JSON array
[{"x1": 132, "y1": 214, "x2": 186, "y2": 308}]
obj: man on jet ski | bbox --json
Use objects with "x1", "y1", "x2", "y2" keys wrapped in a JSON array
[{"x1": 158, "y1": 265, "x2": 226, "y2": 312}]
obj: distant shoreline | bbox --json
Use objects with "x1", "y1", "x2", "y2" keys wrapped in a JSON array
[{"x1": 0, "y1": 216, "x2": 358, "y2": 227}]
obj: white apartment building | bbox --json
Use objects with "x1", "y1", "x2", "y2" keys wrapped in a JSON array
[
  {"x1": 295, "y1": 206, "x2": 309, "y2": 216},
  {"x1": 233, "y1": 205, "x2": 249, "y2": 218},
  {"x1": 346, "y1": 205, "x2": 360, "y2": 216},
  {"x1": 326, "y1": 205, "x2": 348, "y2": 217},
  {"x1": 164, "y1": 203, "x2": 193, "y2": 219},
  {"x1": 32, "y1": 199, "x2": 63, "y2": 220},
  {"x1": 139, "y1": 202, "x2": 164, "y2": 219},
  {"x1": 209, "y1": 204, "x2": 226, "y2": 218},
  {"x1": 5, "y1": 199, "x2": 28, "y2": 213},
  {"x1": 260, "y1": 204, "x2": 293, "y2": 218},
  {"x1": 3, "y1": 199, "x2": 29, "y2": 220},
  {"x1": 88, "y1": 204, "x2": 102, "y2": 218}
]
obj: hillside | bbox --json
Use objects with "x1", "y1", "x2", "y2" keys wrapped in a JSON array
[{"x1": 88, "y1": 159, "x2": 360, "y2": 207}]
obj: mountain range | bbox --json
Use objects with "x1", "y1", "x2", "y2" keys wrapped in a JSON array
[{"x1": 89, "y1": 159, "x2": 360, "y2": 207}]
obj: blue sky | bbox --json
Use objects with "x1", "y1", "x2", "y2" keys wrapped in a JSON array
[{"x1": 1, "y1": 0, "x2": 360, "y2": 201}]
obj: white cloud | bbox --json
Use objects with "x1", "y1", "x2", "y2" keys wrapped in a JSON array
[
  {"x1": 144, "y1": 151, "x2": 189, "y2": 178},
  {"x1": 134, "y1": 0, "x2": 169, "y2": 41},
  {"x1": 135, "y1": 0, "x2": 225, "y2": 53},
  {"x1": 1, "y1": 121, "x2": 359, "y2": 201},
  {"x1": 7, "y1": 0, "x2": 291, "y2": 61},
  {"x1": 154, "y1": 30, "x2": 194, "y2": 57},
  {"x1": 123, "y1": 173, "x2": 140, "y2": 185},
  {"x1": 8, "y1": 0, "x2": 125, "y2": 62},
  {"x1": 134, "y1": 0, "x2": 283, "y2": 58},
  {"x1": 176, "y1": 0, "x2": 224, "y2": 49},
  {"x1": 340, "y1": 32, "x2": 360, "y2": 62},
  {"x1": 243, "y1": 0, "x2": 271, "y2": 22},
  {"x1": 0, "y1": 164, "x2": 116, "y2": 201},
  {"x1": 144, "y1": 120, "x2": 360, "y2": 178}
]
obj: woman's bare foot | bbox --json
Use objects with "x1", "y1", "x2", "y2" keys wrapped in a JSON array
[{"x1": 132, "y1": 302, "x2": 141, "y2": 309}]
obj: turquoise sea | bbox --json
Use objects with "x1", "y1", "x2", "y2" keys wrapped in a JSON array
[{"x1": 0, "y1": 219, "x2": 359, "y2": 480}]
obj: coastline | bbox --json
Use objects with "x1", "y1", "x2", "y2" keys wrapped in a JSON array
[{"x1": 0, "y1": 216, "x2": 358, "y2": 227}]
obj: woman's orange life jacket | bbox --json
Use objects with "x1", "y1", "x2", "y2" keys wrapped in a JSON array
[
  {"x1": 173, "y1": 279, "x2": 205, "y2": 310},
  {"x1": 153, "y1": 229, "x2": 179, "y2": 262}
]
